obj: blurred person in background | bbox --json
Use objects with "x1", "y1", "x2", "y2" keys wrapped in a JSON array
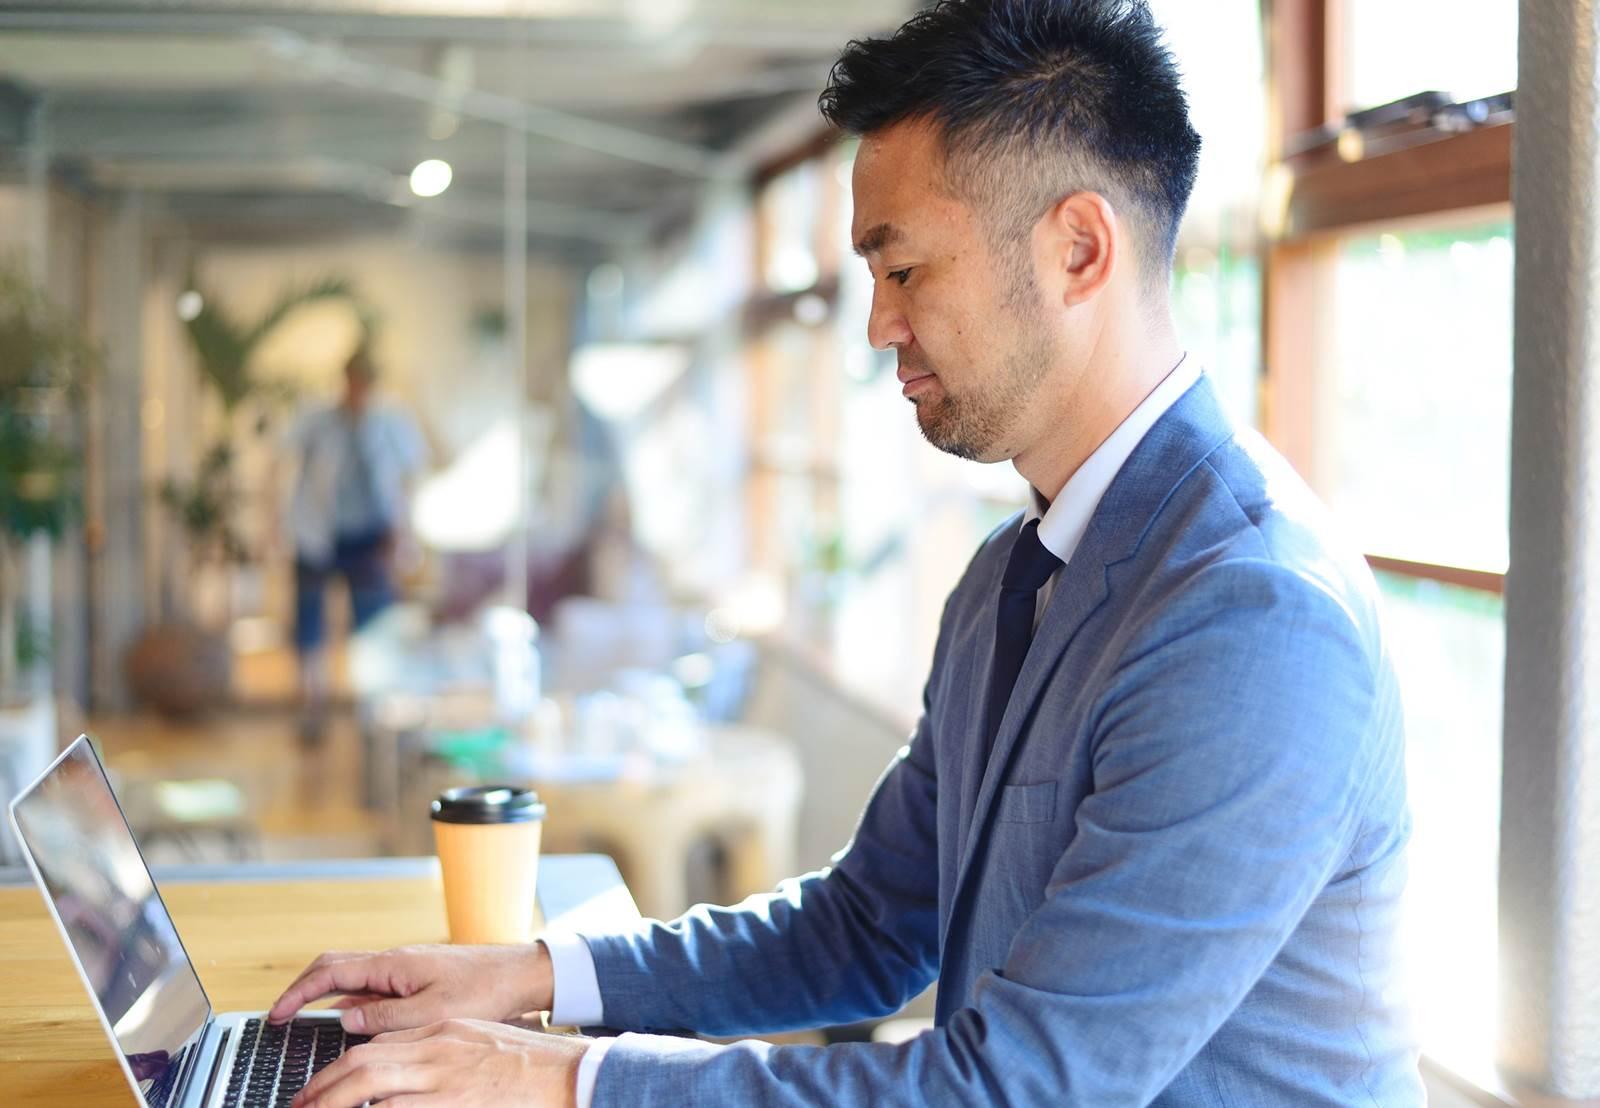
[
  {"x1": 285, "y1": 347, "x2": 427, "y2": 745},
  {"x1": 270, "y1": 1, "x2": 1422, "y2": 1104}
]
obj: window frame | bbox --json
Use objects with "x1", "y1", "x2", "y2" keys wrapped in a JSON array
[{"x1": 1263, "y1": 0, "x2": 1512, "y2": 599}]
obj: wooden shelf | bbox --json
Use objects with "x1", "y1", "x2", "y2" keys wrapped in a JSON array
[{"x1": 1284, "y1": 122, "x2": 1513, "y2": 239}]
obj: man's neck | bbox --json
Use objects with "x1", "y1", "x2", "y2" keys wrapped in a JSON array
[{"x1": 1015, "y1": 332, "x2": 1186, "y2": 504}]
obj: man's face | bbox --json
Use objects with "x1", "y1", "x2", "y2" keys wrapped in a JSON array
[
  {"x1": 851, "y1": 120, "x2": 1062, "y2": 464},
  {"x1": 344, "y1": 366, "x2": 375, "y2": 409}
]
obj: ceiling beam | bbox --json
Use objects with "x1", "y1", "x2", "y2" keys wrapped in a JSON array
[
  {"x1": 83, "y1": 154, "x2": 651, "y2": 244},
  {"x1": 259, "y1": 30, "x2": 735, "y2": 179},
  {"x1": 0, "y1": 9, "x2": 882, "y2": 52}
]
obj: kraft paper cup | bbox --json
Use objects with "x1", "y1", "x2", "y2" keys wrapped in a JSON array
[{"x1": 430, "y1": 785, "x2": 546, "y2": 945}]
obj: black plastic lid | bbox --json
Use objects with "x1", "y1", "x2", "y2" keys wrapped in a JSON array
[{"x1": 430, "y1": 785, "x2": 546, "y2": 825}]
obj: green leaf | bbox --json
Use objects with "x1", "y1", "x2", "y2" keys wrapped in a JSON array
[{"x1": 183, "y1": 273, "x2": 364, "y2": 414}]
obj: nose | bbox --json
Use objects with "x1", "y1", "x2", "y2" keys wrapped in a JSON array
[{"x1": 866, "y1": 285, "x2": 913, "y2": 351}]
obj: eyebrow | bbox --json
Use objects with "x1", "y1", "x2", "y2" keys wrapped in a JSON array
[{"x1": 852, "y1": 223, "x2": 905, "y2": 258}]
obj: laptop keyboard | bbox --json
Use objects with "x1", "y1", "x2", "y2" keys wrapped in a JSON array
[{"x1": 222, "y1": 1017, "x2": 368, "y2": 1108}]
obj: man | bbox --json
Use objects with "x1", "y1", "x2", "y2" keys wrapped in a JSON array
[
  {"x1": 273, "y1": 1, "x2": 1423, "y2": 1103},
  {"x1": 286, "y1": 347, "x2": 426, "y2": 743}
]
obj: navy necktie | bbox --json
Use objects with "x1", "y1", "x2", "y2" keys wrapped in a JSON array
[{"x1": 982, "y1": 519, "x2": 1064, "y2": 763}]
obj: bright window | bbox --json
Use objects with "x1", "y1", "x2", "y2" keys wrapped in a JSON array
[
  {"x1": 1327, "y1": 219, "x2": 1513, "y2": 573},
  {"x1": 1382, "y1": 571, "x2": 1504, "y2": 1070},
  {"x1": 1154, "y1": 0, "x2": 1266, "y2": 431},
  {"x1": 1341, "y1": 0, "x2": 1518, "y2": 111}
]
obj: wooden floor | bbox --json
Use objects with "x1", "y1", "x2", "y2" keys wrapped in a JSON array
[{"x1": 84, "y1": 705, "x2": 386, "y2": 864}]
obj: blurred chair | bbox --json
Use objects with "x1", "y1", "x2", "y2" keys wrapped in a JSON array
[
  {"x1": 114, "y1": 772, "x2": 259, "y2": 864},
  {"x1": 532, "y1": 725, "x2": 801, "y2": 919},
  {"x1": 739, "y1": 637, "x2": 912, "y2": 873},
  {"x1": 738, "y1": 637, "x2": 939, "y2": 1025}
]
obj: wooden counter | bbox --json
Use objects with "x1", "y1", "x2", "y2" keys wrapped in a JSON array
[{"x1": 0, "y1": 854, "x2": 636, "y2": 1107}]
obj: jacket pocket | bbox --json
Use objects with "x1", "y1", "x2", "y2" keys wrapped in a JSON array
[{"x1": 997, "y1": 781, "x2": 1058, "y2": 824}]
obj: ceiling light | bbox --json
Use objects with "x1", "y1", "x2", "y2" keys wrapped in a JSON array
[{"x1": 409, "y1": 159, "x2": 453, "y2": 198}]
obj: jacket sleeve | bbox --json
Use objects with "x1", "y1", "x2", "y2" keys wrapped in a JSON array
[{"x1": 587, "y1": 559, "x2": 1390, "y2": 1106}]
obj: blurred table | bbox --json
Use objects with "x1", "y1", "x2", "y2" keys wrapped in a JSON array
[
  {"x1": 0, "y1": 853, "x2": 636, "y2": 1108},
  {"x1": 369, "y1": 704, "x2": 803, "y2": 919}
]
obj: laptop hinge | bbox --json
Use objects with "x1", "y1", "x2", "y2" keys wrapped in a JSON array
[
  {"x1": 196, "y1": 1024, "x2": 231, "y2": 1108},
  {"x1": 172, "y1": 1016, "x2": 217, "y2": 1108}
]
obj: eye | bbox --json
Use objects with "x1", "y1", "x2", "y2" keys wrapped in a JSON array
[{"x1": 886, "y1": 267, "x2": 914, "y2": 286}]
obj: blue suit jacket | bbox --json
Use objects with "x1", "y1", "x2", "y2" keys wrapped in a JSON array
[{"x1": 583, "y1": 375, "x2": 1424, "y2": 1106}]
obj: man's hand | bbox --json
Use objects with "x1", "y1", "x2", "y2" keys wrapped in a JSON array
[
  {"x1": 268, "y1": 944, "x2": 555, "y2": 1034},
  {"x1": 290, "y1": 1019, "x2": 589, "y2": 1108}
]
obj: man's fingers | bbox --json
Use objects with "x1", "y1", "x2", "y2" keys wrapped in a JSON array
[
  {"x1": 282, "y1": 952, "x2": 362, "y2": 995},
  {"x1": 339, "y1": 993, "x2": 439, "y2": 1035},
  {"x1": 327, "y1": 993, "x2": 386, "y2": 1010},
  {"x1": 291, "y1": 1042, "x2": 376, "y2": 1106},
  {"x1": 370, "y1": 1021, "x2": 444, "y2": 1045},
  {"x1": 372, "y1": 1018, "x2": 488, "y2": 1045},
  {"x1": 295, "y1": 1061, "x2": 432, "y2": 1108},
  {"x1": 291, "y1": 1043, "x2": 432, "y2": 1108},
  {"x1": 268, "y1": 953, "x2": 371, "y2": 1022},
  {"x1": 269, "y1": 955, "x2": 397, "y2": 1024}
]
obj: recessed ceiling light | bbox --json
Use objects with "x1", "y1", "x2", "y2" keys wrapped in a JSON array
[{"x1": 409, "y1": 159, "x2": 453, "y2": 198}]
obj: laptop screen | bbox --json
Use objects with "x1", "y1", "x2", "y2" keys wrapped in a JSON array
[{"x1": 11, "y1": 738, "x2": 211, "y2": 1108}]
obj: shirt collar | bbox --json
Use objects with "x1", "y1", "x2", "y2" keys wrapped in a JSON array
[{"x1": 1023, "y1": 355, "x2": 1203, "y2": 566}]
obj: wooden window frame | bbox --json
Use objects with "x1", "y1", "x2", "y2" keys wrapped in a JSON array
[{"x1": 1263, "y1": 0, "x2": 1511, "y2": 598}]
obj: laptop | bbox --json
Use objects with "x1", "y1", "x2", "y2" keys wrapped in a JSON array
[{"x1": 8, "y1": 735, "x2": 365, "y2": 1108}]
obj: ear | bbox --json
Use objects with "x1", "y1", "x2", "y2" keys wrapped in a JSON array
[{"x1": 1038, "y1": 191, "x2": 1119, "y2": 308}]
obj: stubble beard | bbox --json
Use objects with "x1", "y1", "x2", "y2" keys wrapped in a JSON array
[{"x1": 909, "y1": 295, "x2": 1053, "y2": 463}]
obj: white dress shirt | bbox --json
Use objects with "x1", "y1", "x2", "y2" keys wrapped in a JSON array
[
  {"x1": 286, "y1": 401, "x2": 427, "y2": 563},
  {"x1": 546, "y1": 354, "x2": 1203, "y2": 1108},
  {"x1": 541, "y1": 932, "x2": 612, "y2": 1105},
  {"x1": 1026, "y1": 354, "x2": 1200, "y2": 622}
]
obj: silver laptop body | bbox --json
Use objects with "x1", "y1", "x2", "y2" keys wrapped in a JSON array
[{"x1": 8, "y1": 735, "x2": 347, "y2": 1108}]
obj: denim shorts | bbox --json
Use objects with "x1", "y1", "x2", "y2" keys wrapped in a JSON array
[{"x1": 293, "y1": 528, "x2": 396, "y2": 653}]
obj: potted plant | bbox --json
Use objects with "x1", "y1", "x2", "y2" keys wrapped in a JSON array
[
  {"x1": 0, "y1": 257, "x2": 95, "y2": 828},
  {"x1": 126, "y1": 273, "x2": 369, "y2": 715},
  {"x1": 164, "y1": 273, "x2": 365, "y2": 576}
]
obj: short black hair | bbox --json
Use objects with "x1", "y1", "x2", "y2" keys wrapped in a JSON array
[{"x1": 820, "y1": 0, "x2": 1202, "y2": 281}]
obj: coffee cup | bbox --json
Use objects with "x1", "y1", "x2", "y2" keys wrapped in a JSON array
[{"x1": 430, "y1": 785, "x2": 546, "y2": 944}]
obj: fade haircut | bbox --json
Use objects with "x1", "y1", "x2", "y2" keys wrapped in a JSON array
[{"x1": 819, "y1": 0, "x2": 1202, "y2": 290}]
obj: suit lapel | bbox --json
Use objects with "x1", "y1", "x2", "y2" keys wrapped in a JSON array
[
  {"x1": 940, "y1": 373, "x2": 1236, "y2": 953},
  {"x1": 952, "y1": 535, "x2": 1113, "y2": 890},
  {"x1": 955, "y1": 547, "x2": 1007, "y2": 839}
]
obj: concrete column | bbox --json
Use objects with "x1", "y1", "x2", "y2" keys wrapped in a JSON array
[
  {"x1": 24, "y1": 99, "x2": 47, "y2": 282},
  {"x1": 501, "y1": 5, "x2": 533, "y2": 618},
  {"x1": 1498, "y1": 0, "x2": 1600, "y2": 1094},
  {"x1": 20, "y1": 101, "x2": 54, "y2": 704},
  {"x1": 503, "y1": 116, "x2": 530, "y2": 617},
  {"x1": 44, "y1": 189, "x2": 94, "y2": 720},
  {"x1": 87, "y1": 192, "x2": 147, "y2": 711}
]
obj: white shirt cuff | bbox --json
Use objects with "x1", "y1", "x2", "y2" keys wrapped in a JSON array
[
  {"x1": 540, "y1": 932, "x2": 606, "y2": 1027},
  {"x1": 573, "y1": 1037, "x2": 615, "y2": 1108}
]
